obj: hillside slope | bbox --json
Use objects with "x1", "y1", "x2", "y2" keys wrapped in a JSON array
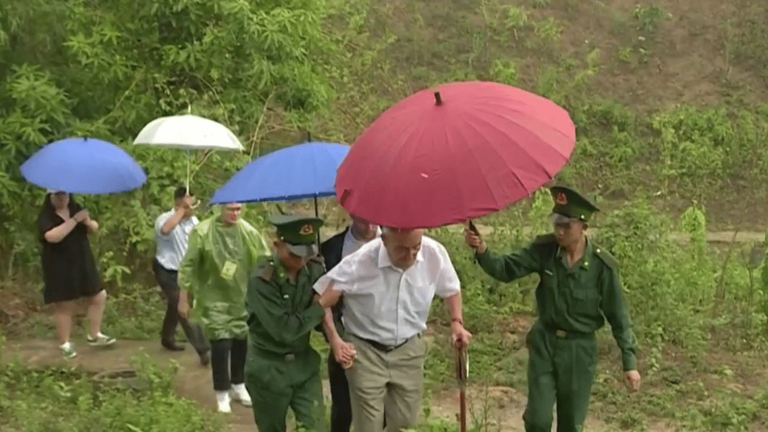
[{"x1": 317, "y1": 0, "x2": 768, "y2": 229}]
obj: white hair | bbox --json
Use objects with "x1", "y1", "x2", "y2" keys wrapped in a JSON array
[{"x1": 381, "y1": 226, "x2": 422, "y2": 235}]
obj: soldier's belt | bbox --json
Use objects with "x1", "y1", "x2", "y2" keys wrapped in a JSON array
[
  {"x1": 542, "y1": 325, "x2": 594, "y2": 340},
  {"x1": 253, "y1": 348, "x2": 301, "y2": 362}
]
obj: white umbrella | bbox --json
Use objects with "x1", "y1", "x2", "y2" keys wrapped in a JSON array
[{"x1": 133, "y1": 110, "x2": 244, "y2": 190}]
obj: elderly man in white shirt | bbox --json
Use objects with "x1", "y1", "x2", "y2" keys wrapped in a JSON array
[{"x1": 315, "y1": 227, "x2": 471, "y2": 431}]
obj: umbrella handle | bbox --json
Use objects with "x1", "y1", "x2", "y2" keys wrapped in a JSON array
[
  {"x1": 468, "y1": 219, "x2": 479, "y2": 235},
  {"x1": 314, "y1": 195, "x2": 321, "y2": 252},
  {"x1": 186, "y1": 149, "x2": 191, "y2": 193},
  {"x1": 468, "y1": 219, "x2": 479, "y2": 264}
]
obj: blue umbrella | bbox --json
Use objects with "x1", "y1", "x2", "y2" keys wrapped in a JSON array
[
  {"x1": 20, "y1": 137, "x2": 147, "y2": 194},
  {"x1": 210, "y1": 142, "x2": 350, "y2": 209}
]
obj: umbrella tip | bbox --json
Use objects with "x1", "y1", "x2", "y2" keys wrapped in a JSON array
[{"x1": 434, "y1": 91, "x2": 442, "y2": 106}]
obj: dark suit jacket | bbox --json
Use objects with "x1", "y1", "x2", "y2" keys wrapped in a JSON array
[
  {"x1": 316, "y1": 227, "x2": 349, "y2": 341},
  {"x1": 321, "y1": 227, "x2": 348, "y2": 272}
]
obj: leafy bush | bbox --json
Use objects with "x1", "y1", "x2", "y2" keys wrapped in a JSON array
[{"x1": 3, "y1": 0, "x2": 768, "y2": 431}]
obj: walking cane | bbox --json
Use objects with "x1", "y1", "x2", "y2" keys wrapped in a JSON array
[{"x1": 456, "y1": 344, "x2": 469, "y2": 432}]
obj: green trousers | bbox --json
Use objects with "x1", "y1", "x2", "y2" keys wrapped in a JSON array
[
  {"x1": 523, "y1": 321, "x2": 597, "y2": 432},
  {"x1": 244, "y1": 348, "x2": 327, "y2": 432}
]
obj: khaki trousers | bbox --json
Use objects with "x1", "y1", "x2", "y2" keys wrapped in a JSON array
[{"x1": 345, "y1": 333, "x2": 425, "y2": 432}]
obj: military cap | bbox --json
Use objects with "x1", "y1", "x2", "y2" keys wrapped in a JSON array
[
  {"x1": 268, "y1": 214, "x2": 324, "y2": 257},
  {"x1": 549, "y1": 184, "x2": 599, "y2": 224}
]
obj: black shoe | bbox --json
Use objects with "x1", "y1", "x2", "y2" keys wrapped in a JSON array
[
  {"x1": 198, "y1": 350, "x2": 211, "y2": 367},
  {"x1": 162, "y1": 340, "x2": 186, "y2": 351}
]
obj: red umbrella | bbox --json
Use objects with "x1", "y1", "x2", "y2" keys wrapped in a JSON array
[{"x1": 335, "y1": 81, "x2": 575, "y2": 229}]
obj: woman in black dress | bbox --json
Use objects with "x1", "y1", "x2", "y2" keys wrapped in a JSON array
[{"x1": 38, "y1": 190, "x2": 116, "y2": 359}]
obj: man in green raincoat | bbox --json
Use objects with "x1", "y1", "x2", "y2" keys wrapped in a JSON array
[
  {"x1": 464, "y1": 184, "x2": 641, "y2": 432},
  {"x1": 178, "y1": 203, "x2": 270, "y2": 414},
  {"x1": 244, "y1": 214, "x2": 328, "y2": 432}
]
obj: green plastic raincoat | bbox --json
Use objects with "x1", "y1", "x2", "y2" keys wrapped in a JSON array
[{"x1": 178, "y1": 214, "x2": 270, "y2": 340}]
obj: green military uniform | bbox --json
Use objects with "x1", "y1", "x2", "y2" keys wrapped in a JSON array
[
  {"x1": 475, "y1": 185, "x2": 636, "y2": 432},
  {"x1": 244, "y1": 214, "x2": 328, "y2": 432}
]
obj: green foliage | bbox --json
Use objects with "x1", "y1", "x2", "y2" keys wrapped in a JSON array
[
  {"x1": 3, "y1": 0, "x2": 768, "y2": 431},
  {"x1": 0, "y1": 353, "x2": 222, "y2": 432},
  {"x1": 0, "y1": 0, "x2": 348, "y2": 279},
  {"x1": 633, "y1": 5, "x2": 671, "y2": 34}
]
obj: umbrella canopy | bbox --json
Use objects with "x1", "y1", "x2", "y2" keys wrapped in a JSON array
[
  {"x1": 20, "y1": 137, "x2": 147, "y2": 194},
  {"x1": 133, "y1": 114, "x2": 244, "y2": 151},
  {"x1": 335, "y1": 81, "x2": 576, "y2": 228},
  {"x1": 210, "y1": 142, "x2": 350, "y2": 205}
]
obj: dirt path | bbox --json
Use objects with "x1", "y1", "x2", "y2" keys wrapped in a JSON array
[
  {"x1": 4, "y1": 339, "x2": 258, "y2": 431},
  {"x1": 5, "y1": 225, "x2": 760, "y2": 431},
  {"x1": 4, "y1": 338, "x2": 500, "y2": 431},
  {"x1": 1, "y1": 338, "x2": 635, "y2": 432}
]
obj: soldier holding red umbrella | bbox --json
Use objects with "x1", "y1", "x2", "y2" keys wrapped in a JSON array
[{"x1": 465, "y1": 184, "x2": 641, "y2": 432}]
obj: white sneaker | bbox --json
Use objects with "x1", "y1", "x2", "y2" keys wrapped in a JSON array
[
  {"x1": 216, "y1": 391, "x2": 231, "y2": 413},
  {"x1": 60, "y1": 342, "x2": 77, "y2": 359},
  {"x1": 230, "y1": 383, "x2": 252, "y2": 407},
  {"x1": 87, "y1": 333, "x2": 116, "y2": 347}
]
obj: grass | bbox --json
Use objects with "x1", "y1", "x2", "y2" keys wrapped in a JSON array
[
  {"x1": 0, "y1": 338, "x2": 224, "y2": 432},
  {"x1": 3, "y1": 0, "x2": 768, "y2": 431},
  {"x1": 6, "y1": 194, "x2": 768, "y2": 431}
]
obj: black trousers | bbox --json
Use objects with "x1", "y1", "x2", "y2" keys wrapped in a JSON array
[
  {"x1": 328, "y1": 353, "x2": 352, "y2": 432},
  {"x1": 152, "y1": 259, "x2": 210, "y2": 354},
  {"x1": 211, "y1": 338, "x2": 247, "y2": 391},
  {"x1": 328, "y1": 351, "x2": 387, "y2": 432}
]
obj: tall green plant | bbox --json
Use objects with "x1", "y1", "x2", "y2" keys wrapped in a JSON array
[{"x1": 0, "y1": 0, "x2": 356, "y2": 282}]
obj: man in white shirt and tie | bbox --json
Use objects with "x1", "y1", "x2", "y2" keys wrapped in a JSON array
[
  {"x1": 315, "y1": 227, "x2": 471, "y2": 431},
  {"x1": 152, "y1": 186, "x2": 210, "y2": 365}
]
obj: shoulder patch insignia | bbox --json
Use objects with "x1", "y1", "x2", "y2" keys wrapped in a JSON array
[
  {"x1": 306, "y1": 255, "x2": 326, "y2": 271},
  {"x1": 593, "y1": 244, "x2": 619, "y2": 270},
  {"x1": 257, "y1": 261, "x2": 275, "y2": 281}
]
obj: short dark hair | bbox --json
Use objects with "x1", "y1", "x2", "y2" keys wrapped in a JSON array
[{"x1": 174, "y1": 186, "x2": 193, "y2": 200}]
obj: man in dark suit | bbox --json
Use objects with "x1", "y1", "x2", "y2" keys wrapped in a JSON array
[{"x1": 320, "y1": 214, "x2": 379, "y2": 432}]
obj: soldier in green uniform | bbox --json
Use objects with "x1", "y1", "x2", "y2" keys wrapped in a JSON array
[
  {"x1": 244, "y1": 214, "x2": 329, "y2": 432},
  {"x1": 464, "y1": 184, "x2": 642, "y2": 432}
]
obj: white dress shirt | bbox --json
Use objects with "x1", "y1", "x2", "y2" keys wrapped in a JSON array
[
  {"x1": 341, "y1": 226, "x2": 382, "y2": 259},
  {"x1": 154, "y1": 210, "x2": 199, "y2": 271},
  {"x1": 314, "y1": 236, "x2": 460, "y2": 346}
]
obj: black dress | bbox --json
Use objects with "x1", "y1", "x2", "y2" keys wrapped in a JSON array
[{"x1": 38, "y1": 200, "x2": 102, "y2": 304}]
